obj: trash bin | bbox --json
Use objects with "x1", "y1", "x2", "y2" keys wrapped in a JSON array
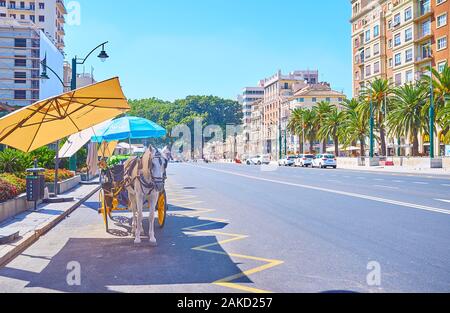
[{"x1": 26, "y1": 168, "x2": 45, "y2": 209}]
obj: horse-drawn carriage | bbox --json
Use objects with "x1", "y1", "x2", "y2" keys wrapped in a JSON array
[{"x1": 98, "y1": 162, "x2": 168, "y2": 232}]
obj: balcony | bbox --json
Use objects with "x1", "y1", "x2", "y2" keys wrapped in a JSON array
[
  {"x1": 57, "y1": 0, "x2": 68, "y2": 14},
  {"x1": 415, "y1": 55, "x2": 432, "y2": 65},
  {"x1": 414, "y1": 32, "x2": 433, "y2": 44}
]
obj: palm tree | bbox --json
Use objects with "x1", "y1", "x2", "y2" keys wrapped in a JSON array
[
  {"x1": 341, "y1": 99, "x2": 370, "y2": 157},
  {"x1": 360, "y1": 78, "x2": 392, "y2": 156},
  {"x1": 288, "y1": 108, "x2": 305, "y2": 154},
  {"x1": 302, "y1": 109, "x2": 318, "y2": 153},
  {"x1": 313, "y1": 101, "x2": 333, "y2": 153},
  {"x1": 387, "y1": 83, "x2": 428, "y2": 156},
  {"x1": 430, "y1": 63, "x2": 450, "y2": 141},
  {"x1": 318, "y1": 107, "x2": 345, "y2": 156}
]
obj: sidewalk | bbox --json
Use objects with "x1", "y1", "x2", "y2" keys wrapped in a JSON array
[
  {"x1": 337, "y1": 164, "x2": 450, "y2": 178},
  {"x1": 0, "y1": 183, "x2": 100, "y2": 267}
]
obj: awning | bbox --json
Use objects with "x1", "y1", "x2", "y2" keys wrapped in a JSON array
[{"x1": 58, "y1": 119, "x2": 112, "y2": 158}]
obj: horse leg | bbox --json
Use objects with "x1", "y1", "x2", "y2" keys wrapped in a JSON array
[
  {"x1": 134, "y1": 193, "x2": 144, "y2": 244},
  {"x1": 129, "y1": 193, "x2": 137, "y2": 236},
  {"x1": 148, "y1": 191, "x2": 158, "y2": 246}
]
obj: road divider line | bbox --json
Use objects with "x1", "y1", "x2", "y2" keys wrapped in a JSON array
[
  {"x1": 435, "y1": 199, "x2": 450, "y2": 204},
  {"x1": 374, "y1": 185, "x2": 399, "y2": 190},
  {"x1": 193, "y1": 165, "x2": 450, "y2": 216}
]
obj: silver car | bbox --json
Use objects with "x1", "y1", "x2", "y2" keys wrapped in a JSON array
[
  {"x1": 312, "y1": 154, "x2": 337, "y2": 169},
  {"x1": 295, "y1": 154, "x2": 315, "y2": 167}
]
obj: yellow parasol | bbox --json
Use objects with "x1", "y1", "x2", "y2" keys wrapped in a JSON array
[
  {"x1": 98, "y1": 141, "x2": 118, "y2": 158},
  {"x1": 0, "y1": 77, "x2": 130, "y2": 152}
]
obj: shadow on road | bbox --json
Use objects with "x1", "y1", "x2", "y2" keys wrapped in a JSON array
[{"x1": 0, "y1": 203, "x2": 252, "y2": 292}]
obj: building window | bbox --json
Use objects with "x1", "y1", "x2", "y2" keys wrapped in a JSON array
[
  {"x1": 374, "y1": 61, "x2": 380, "y2": 74},
  {"x1": 374, "y1": 25, "x2": 379, "y2": 37},
  {"x1": 297, "y1": 98, "x2": 304, "y2": 103},
  {"x1": 421, "y1": 20, "x2": 431, "y2": 37},
  {"x1": 394, "y1": 33, "x2": 401, "y2": 46},
  {"x1": 14, "y1": 90, "x2": 26, "y2": 100},
  {"x1": 405, "y1": 28, "x2": 413, "y2": 42},
  {"x1": 326, "y1": 98, "x2": 331, "y2": 102},
  {"x1": 366, "y1": 65, "x2": 371, "y2": 76},
  {"x1": 14, "y1": 38, "x2": 26, "y2": 48},
  {"x1": 389, "y1": 58, "x2": 393, "y2": 68},
  {"x1": 438, "y1": 61, "x2": 446, "y2": 73},
  {"x1": 39, "y1": 2, "x2": 44, "y2": 9},
  {"x1": 437, "y1": 13, "x2": 447, "y2": 28},
  {"x1": 365, "y1": 30, "x2": 371, "y2": 43},
  {"x1": 437, "y1": 37, "x2": 447, "y2": 51},
  {"x1": 312, "y1": 98, "x2": 317, "y2": 103},
  {"x1": 14, "y1": 56, "x2": 26, "y2": 67},
  {"x1": 395, "y1": 53, "x2": 401, "y2": 66},
  {"x1": 406, "y1": 70, "x2": 413, "y2": 83},
  {"x1": 395, "y1": 73, "x2": 402, "y2": 86},
  {"x1": 394, "y1": 13, "x2": 401, "y2": 27},
  {"x1": 374, "y1": 43, "x2": 380, "y2": 55},
  {"x1": 14, "y1": 72, "x2": 26, "y2": 84},
  {"x1": 405, "y1": 7, "x2": 412, "y2": 21},
  {"x1": 39, "y1": 15, "x2": 45, "y2": 22},
  {"x1": 405, "y1": 49, "x2": 413, "y2": 62}
]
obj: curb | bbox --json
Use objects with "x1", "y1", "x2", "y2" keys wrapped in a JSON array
[{"x1": 0, "y1": 185, "x2": 101, "y2": 268}]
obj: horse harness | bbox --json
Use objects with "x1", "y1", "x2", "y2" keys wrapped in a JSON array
[{"x1": 124, "y1": 149, "x2": 167, "y2": 194}]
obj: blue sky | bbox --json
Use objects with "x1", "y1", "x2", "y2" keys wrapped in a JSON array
[{"x1": 65, "y1": 0, "x2": 352, "y2": 101}]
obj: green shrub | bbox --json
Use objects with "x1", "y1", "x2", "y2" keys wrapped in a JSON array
[
  {"x1": 0, "y1": 173, "x2": 26, "y2": 194},
  {"x1": 43, "y1": 169, "x2": 75, "y2": 183},
  {"x1": 30, "y1": 146, "x2": 56, "y2": 169},
  {"x1": 0, "y1": 179, "x2": 19, "y2": 203},
  {"x1": 0, "y1": 149, "x2": 33, "y2": 174}
]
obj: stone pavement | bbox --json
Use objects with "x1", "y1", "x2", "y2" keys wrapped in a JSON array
[{"x1": 0, "y1": 183, "x2": 100, "y2": 267}]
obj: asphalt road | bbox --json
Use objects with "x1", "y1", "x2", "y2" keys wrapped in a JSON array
[{"x1": 0, "y1": 163, "x2": 449, "y2": 293}]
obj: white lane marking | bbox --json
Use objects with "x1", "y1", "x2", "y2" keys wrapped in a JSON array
[
  {"x1": 357, "y1": 177, "x2": 366, "y2": 180},
  {"x1": 194, "y1": 166, "x2": 450, "y2": 216},
  {"x1": 374, "y1": 179, "x2": 385, "y2": 181},
  {"x1": 435, "y1": 199, "x2": 450, "y2": 204},
  {"x1": 413, "y1": 182, "x2": 429, "y2": 185},
  {"x1": 374, "y1": 185, "x2": 399, "y2": 190},
  {"x1": 441, "y1": 184, "x2": 450, "y2": 187},
  {"x1": 393, "y1": 180, "x2": 404, "y2": 183}
]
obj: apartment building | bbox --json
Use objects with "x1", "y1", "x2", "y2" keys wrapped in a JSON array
[
  {"x1": 351, "y1": 0, "x2": 449, "y2": 96},
  {"x1": 0, "y1": 19, "x2": 63, "y2": 108},
  {"x1": 0, "y1": 0, "x2": 66, "y2": 51},
  {"x1": 283, "y1": 83, "x2": 347, "y2": 153},
  {"x1": 351, "y1": 0, "x2": 449, "y2": 156},
  {"x1": 262, "y1": 69, "x2": 319, "y2": 158}
]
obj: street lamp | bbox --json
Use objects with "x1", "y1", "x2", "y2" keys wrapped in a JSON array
[
  {"x1": 40, "y1": 42, "x2": 110, "y2": 194},
  {"x1": 369, "y1": 95, "x2": 375, "y2": 159},
  {"x1": 427, "y1": 50, "x2": 435, "y2": 160}
]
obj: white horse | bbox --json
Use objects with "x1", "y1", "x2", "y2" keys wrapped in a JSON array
[{"x1": 124, "y1": 146, "x2": 170, "y2": 245}]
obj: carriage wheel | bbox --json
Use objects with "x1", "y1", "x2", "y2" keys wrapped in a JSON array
[
  {"x1": 157, "y1": 191, "x2": 167, "y2": 228},
  {"x1": 99, "y1": 189, "x2": 109, "y2": 232}
]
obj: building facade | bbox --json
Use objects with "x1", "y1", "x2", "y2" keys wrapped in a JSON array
[
  {"x1": 351, "y1": 0, "x2": 449, "y2": 96},
  {"x1": 283, "y1": 83, "x2": 347, "y2": 154},
  {"x1": 262, "y1": 69, "x2": 319, "y2": 159},
  {"x1": 351, "y1": 0, "x2": 449, "y2": 156},
  {"x1": 0, "y1": 0, "x2": 66, "y2": 51},
  {"x1": 0, "y1": 19, "x2": 63, "y2": 108}
]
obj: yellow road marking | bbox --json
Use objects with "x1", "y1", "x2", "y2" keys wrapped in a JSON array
[{"x1": 168, "y1": 187, "x2": 284, "y2": 293}]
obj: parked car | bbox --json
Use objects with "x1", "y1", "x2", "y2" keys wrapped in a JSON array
[
  {"x1": 295, "y1": 154, "x2": 315, "y2": 167},
  {"x1": 312, "y1": 154, "x2": 337, "y2": 169},
  {"x1": 278, "y1": 156, "x2": 297, "y2": 167},
  {"x1": 246, "y1": 155, "x2": 271, "y2": 165}
]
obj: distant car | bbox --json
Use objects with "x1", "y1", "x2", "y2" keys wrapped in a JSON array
[
  {"x1": 246, "y1": 155, "x2": 271, "y2": 165},
  {"x1": 278, "y1": 156, "x2": 297, "y2": 167},
  {"x1": 312, "y1": 154, "x2": 337, "y2": 169},
  {"x1": 295, "y1": 154, "x2": 315, "y2": 167}
]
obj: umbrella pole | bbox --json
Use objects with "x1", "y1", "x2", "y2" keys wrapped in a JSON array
[{"x1": 54, "y1": 140, "x2": 60, "y2": 196}]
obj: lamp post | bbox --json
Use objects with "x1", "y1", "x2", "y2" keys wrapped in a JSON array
[
  {"x1": 370, "y1": 96, "x2": 375, "y2": 159},
  {"x1": 428, "y1": 61, "x2": 435, "y2": 160},
  {"x1": 69, "y1": 42, "x2": 109, "y2": 170},
  {"x1": 40, "y1": 42, "x2": 109, "y2": 195}
]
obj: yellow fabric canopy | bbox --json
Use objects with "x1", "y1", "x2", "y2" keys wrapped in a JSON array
[
  {"x1": 98, "y1": 141, "x2": 118, "y2": 158},
  {"x1": 0, "y1": 77, "x2": 130, "y2": 152}
]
